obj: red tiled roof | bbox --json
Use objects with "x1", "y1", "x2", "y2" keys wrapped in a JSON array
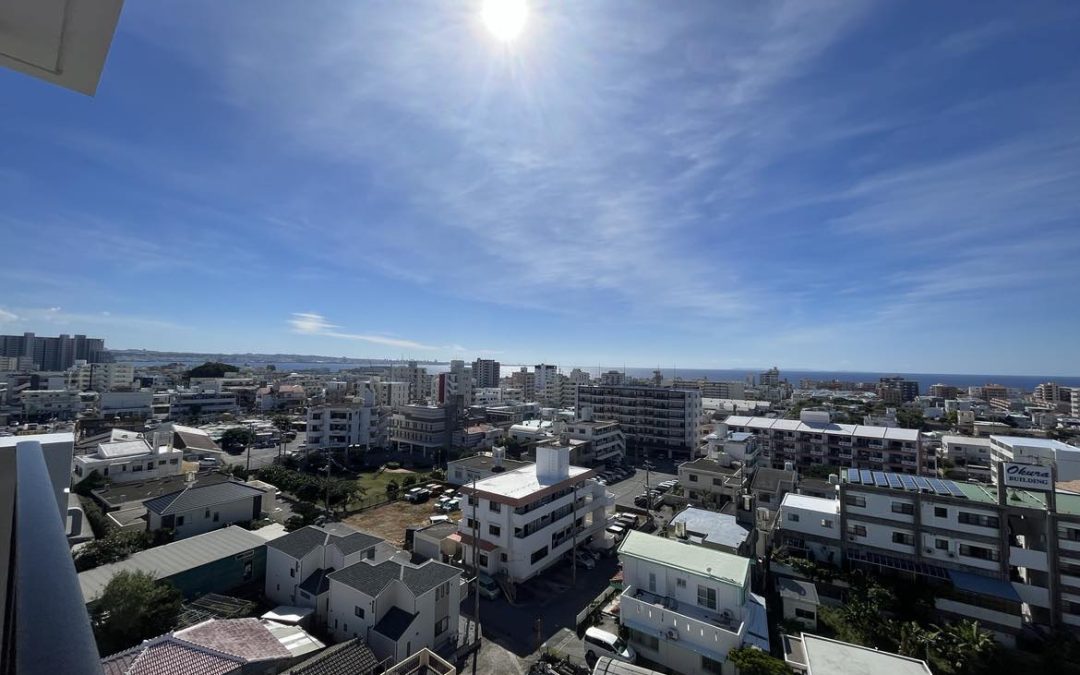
[
  {"x1": 126, "y1": 642, "x2": 241, "y2": 675},
  {"x1": 176, "y1": 618, "x2": 291, "y2": 662}
]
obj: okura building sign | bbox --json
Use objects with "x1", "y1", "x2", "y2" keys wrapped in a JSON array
[{"x1": 1002, "y1": 463, "x2": 1052, "y2": 491}]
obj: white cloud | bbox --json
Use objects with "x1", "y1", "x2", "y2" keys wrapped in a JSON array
[
  {"x1": 0, "y1": 309, "x2": 18, "y2": 323},
  {"x1": 288, "y1": 313, "x2": 443, "y2": 351}
]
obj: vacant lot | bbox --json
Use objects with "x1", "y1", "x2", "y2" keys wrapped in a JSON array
[
  {"x1": 352, "y1": 469, "x2": 417, "y2": 501},
  {"x1": 343, "y1": 498, "x2": 460, "y2": 548}
]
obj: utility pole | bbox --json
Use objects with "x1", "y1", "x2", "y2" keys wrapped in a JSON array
[
  {"x1": 245, "y1": 421, "x2": 254, "y2": 474},
  {"x1": 571, "y1": 480, "x2": 578, "y2": 587},
  {"x1": 471, "y1": 476, "x2": 480, "y2": 675},
  {"x1": 325, "y1": 463, "x2": 332, "y2": 517}
]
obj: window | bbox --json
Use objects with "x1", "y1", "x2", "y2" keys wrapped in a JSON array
[
  {"x1": 176, "y1": 516, "x2": 185, "y2": 526},
  {"x1": 648, "y1": 573, "x2": 656, "y2": 593},
  {"x1": 697, "y1": 585, "x2": 717, "y2": 610},
  {"x1": 821, "y1": 519, "x2": 833, "y2": 528},
  {"x1": 702, "y1": 655, "x2": 724, "y2": 674},
  {"x1": 435, "y1": 617, "x2": 449, "y2": 635},
  {"x1": 466, "y1": 518, "x2": 478, "y2": 530},
  {"x1": 688, "y1": 474, "x2": 698, "y2": 482},
  {"x1": 1065, "y1": 528, "x2": 1080, "y2": 542},
  {"x1": 759, "y1": 494, "x2": 771, "y2": 504},
  {"x1": 848, "y1": 524, "x2": 867, "y2": 538},
  {"x1": 489, "y1": 524, "x2": 501, "y2": 537},
  {"x1": 489, "y1": 501, "x2": 501, "y2": 513},
  {"x1": 891, "y1": 531, "x2": 915, "y2": 546},
  {"x1": 132, "y1": 464, "x2": 142, "y2": 472},
  {"x1": 787, "y1": 513, "x2": 800, "y2": 522},
  {"x1": 845, "y1": 495, "x2": 866, "y2": 507},
  {"x1": 934, "y1": 507, "x2": 948, "y2": 518},
  {"x1": 344, "y1": 623, "x2": 348, "y2": 633},
  {"x1": 935, "y1": 539, "x2": 949, "y2": 550},
  {"x1": 212, "y1": 512, "x2": 220, "y2": 522},
  {"x1": 500, "y1": 553, "x2": 508, "y2": 562},
  {"x1": 479, "y1": 553, "x2": 489, "y2": 567},
  {"x1": 676, "y1": 578, "x2": 686, "y2": 588},
  {"x1": 959, "y1": 544, "x2": 999, "y2": 561},
  {"x1": 290, "y1": 568, "x2": 296, "y2": 578},
  {"x1": 531, "y1": 546, "x2": 548, "y2": 564},
  {"x1": 355, "y1": 606, "x2": 365, "y2": 618},
  {"x1": 891, "y1": 502, "x2": 914, "y2": 516},
  {"x1": 958, "y1": 512, "x2": 999, "y2": 528},
  {"x1": 205, "y1": 509, "x2": 211, "y2": 519},
  {"x1": 795, "y1": 608, "x2": 816, "y2": 620},
  {"x1": 628, "y1": 628, "x2": 659, "y2": 650},
  {"x1": 158, "y1": 460, "x2": 166, "y2": 466}
]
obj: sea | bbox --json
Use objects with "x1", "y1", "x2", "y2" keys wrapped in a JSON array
[{"x1": 121, "y1": 359, "x2": 1080, "y2": 394}]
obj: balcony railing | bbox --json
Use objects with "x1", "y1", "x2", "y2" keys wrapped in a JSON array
[{"x1": 2, "y1": 440, "x2": 102, "y2": 675}]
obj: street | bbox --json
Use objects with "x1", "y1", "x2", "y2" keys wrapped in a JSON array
[
  {"x1": 221, "y1": 433, "x2": 307, "y2": 472},
  {"x1": 604, "y1": 464, "x2": 678, "y2": 511}
]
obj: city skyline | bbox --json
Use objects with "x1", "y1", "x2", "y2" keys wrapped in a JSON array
[{"x1": 2, "y1": 1, "x2": 1079, "y2": 373}]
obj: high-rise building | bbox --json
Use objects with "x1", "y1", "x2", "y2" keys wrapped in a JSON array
[
  {"x1": 759, "y1": 367, "x2": 781, "y2": 388},
  {"x1": 1034, "y1": 382, "x2": 1069, "y2": 405},
  {"x1": 510, "y1": 367, "x2": 536, "y2": 401},
  {"x1": 472, "y1": 358, "x2": 501, "y2": 389},
  {"x1": 877, "y1": 376, "x2": 919, "y2": 403},
  {"x1": 568, "y1": 368, "x2": 591, "y2": 385},
  {"x1": 576, "y1": 384, "x2": 703, "y2": 459},
  {"x1": 599, "y1": 370, "x2": 626, "y2": 386},
  {"x1": 534, "y1": 363, "x2": 559, "y2": 405},
  {"x1": 401, "y1": 360, "x2": 429, "y2": 403},
  {"x1": 0, "y1": 333, "x2": 108, "y2": 370},
  {"x1": 929, "y1": 383, "x2": 959, "y2": 399}
]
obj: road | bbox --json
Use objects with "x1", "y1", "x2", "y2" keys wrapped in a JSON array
[
  {"x1": 222, "y1": 433, "x2": 307, "y2": 472},
  {"x1": 604, "y1": 465, "x2": 678, "y2": 511}
]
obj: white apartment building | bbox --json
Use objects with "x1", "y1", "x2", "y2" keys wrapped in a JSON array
[
  {"x1": 989, "y1": 435, "x2": 1080, "y2": 483},
  {"x1": 435, "y1": 360, "x2": 473, "y2": 406},
  {"x1": 170, "y1": 389, "x2": 239, "y2": 419},
  {"x1": 508, "y1": 419, "x2": 553, "y2": 443},
  {"x1": 391, "y1": 405, "x2": 450, "y2": 457},
  {"x1": 400, "y1": 361, "x2": 430, "y2": 404},
  {"x1": 723, "y1": 410, "x2": 923, "y2": 474},
  {"x1": 777, "y1": 493, "x2": 842, "y2": 565},
  {"x1": 376, "y1": 381, "x2": 409, "y2": 410},
  {"x1": 534, "y1": 364, "x2": 559, "y2": 406},
  {"x1": 510, "y1": 368, "x2": 536, "y2": 401},
  {"x1": 72, "y1": 432, "x2": 185, "y2": 483},
  {"x1": 307, "y1": 394, "x2": 387, "y2": 452},
  {"x1": 98, "y1": 390, "x2": 154, "y2": 419},
  {"x1": 774, "y1": 468, "x2": 1080, "y2": 645},
  {"x1": 457, "y1": 445, "x2": 613, "y2": 584},
  {"x1": 562, "y1": 414, "x2": 625, "y2": 465},
  {"x1": 575, "y1": 385, "x2": 703, "y2": 459},
  {"x1": 20, "y1": 388, "x2": 87, "y2": 418},
  {"x1": 447, "y1": 449, "x2": 530, "y2": 486},
  {"x1": 65, "y1": 361, "x2": 135, "y2": 391},
  {"x1": 941, "y1": 435, "x2": 992, "y2": 481},
  {"x1": 473, "y1": 387, "x2": 503, "y2": 406},
  {"x1": 618, "y1": 531, "x2": 768, "y2": 674}
]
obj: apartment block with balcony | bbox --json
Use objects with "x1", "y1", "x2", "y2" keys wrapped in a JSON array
[
  {"x1": 391, "y1": 405, "x2": 451, "y2": 457},
  {"x1": 575, "y1": 384, "x2": 703, "y2": 459},
  {"x1": 617, "y1": 531, "x2": 768, "y2": 675},
  {"x1": 723, "y1": 410, "x2": 924, "y2": 474},
  {"x1": 307, "y1": 393, "x2": 388, "y2": 452},
  {"x1": 457, "y1": 445, "x2": 613, "y2": 585}
]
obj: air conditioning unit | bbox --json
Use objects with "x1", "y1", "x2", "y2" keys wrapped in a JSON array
[{"x1": 666, "y1": 628, "x2": 679, "y2": 641}]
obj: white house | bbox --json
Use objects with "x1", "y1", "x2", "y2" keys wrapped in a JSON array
[
  {"x1": 325, "y1": 554, "x2": 462, "y2": 663},
  {"x1": 777, "y1": 493, "x2": 842, "y2": 565},
  {"x1": 784, "y1": 632, "x2": 932, "y2": 675},
  {"x1": 143, "y1": 480, "x2": 268, "y2": 539},
  {"x1": 72, "y1": 431, "x2": 185, "y2": 483},
  {"x1": 777, "y1": 578, "x2": 819, "y2": 630},
  {"x1": 457, "y1": 445, "x2": 613, "y2": 584},
  {"x1": 447, "y1": 449, "x2": 529, "y2": 486}
]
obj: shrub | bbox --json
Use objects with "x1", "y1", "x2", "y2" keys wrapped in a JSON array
[
  {"x1": 385, "y1": 461, "x2": 401, "y2": 470},
  {"x1": 402, "y1": 475, "x2": 418, "y2": 487}
]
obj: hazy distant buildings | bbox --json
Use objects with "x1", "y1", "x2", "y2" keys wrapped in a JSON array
[
  {"x1": 0, "y1": 332, "x2": 108, "y2": 370},
  {"x1": 472, "y1": 358, "x2": 500, "y2": 389},
  {"x1": 759, "y1": 367, "x2": 781, "y2": 388},
  {"x1": 65, "y1": 362, "x2": 134, "y2": 392},
  {"x1": 510, "y1": 367, "x2": 536, "y2": 401},
  {"x1": 877, "y1": 376, "x2": 919, "y2": 403},
  {"x1": 599, "y1": 370, "x2": 626, "y2": 386},
  {"x1": 576, "y1": 384, "x2": 702, "y2": 459},
  {"x1": 929, "y1": 383, "x2": 960, "y2": 399}
]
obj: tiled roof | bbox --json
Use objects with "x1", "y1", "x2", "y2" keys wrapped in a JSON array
[
  {"x1": 373, "y1": 606, "x2": 417, "y2": 641},
  {"x1": 267, "y1": 524, "x2": 383, "y2": 559},
  {"x1": 329, "y1": 558, "x2": 460, "y2": 598},
  {"x1": 125, "y1": 642, "x2": 241, "y2": 675},
  {"x1": 143, "y1": 480, "x2": 265, "y2": 515},
  {"x1": 283, "y1": 638, "x2": 379, "y2": 675},
  {"x1": 299, "y1": 567, "x2": 334, "y2": 596},
  {"x1": 176, "y1": 618, "x2": 292, "y2": 662}
]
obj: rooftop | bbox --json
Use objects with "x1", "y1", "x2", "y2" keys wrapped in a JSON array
[
  {"x1": 143, "y1": 480, "x2": 266, "y2": 516},
  {"x1": 990, "y1": 435, "x2": 1080, "y2": 452},
  {"x1": 777, "y1": 577, "x2": 820, "y2": 604},
  {"x1": 283, "y1": 637, "x2": 380, "y2": 675},
  {"x1": 781, "y1": 493, "x2": 840, "y2": 514},
  {"x1": 79, "y1": 526, "x2": 267, "y2": 603},
  {"x1": 328, "y1": 558, "x2": 460, "y2": 598},
  {"x1": 785, "y1": 632, "x2": 932, "y2": 675},
  {"x1": 670, "y1": 508, "x2": 750, "y2": 549},
  {"x1": 93, "y1": 471, "x2": 235, "y2": 507},
  {"x1": 725, "y1": 415, "x2": 921, "y2": 441},
  {"x1": 680, "y1": 456, "x2": 741, "y2": 475},
  {"x1": 267, "y1": 524, "x2": 384, "y2": 560},
  {"x1": 465, "y1": 462, "x2": 593, "y2": 500},
  {"x1": 449, "y1": 452, "x2": 529, "y2": 474},
  {"x1": 618, "y1": 530, "x2": 750, "y2": 588}
]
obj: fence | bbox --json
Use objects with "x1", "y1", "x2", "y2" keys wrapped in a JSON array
[{"x1": 575, "y1": 585, "x2": 620, "y2": 632}]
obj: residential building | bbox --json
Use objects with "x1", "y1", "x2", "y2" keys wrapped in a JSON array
[
  {"x1": 988, "y1": 435, "x2": 1080, "y2": 483},
  {"x1": 510, "y1": 367, "x2": 537, "y2": 401},
  {"x1": 457, "y1": 445, "x2": 614, "y2": 584},
  {"x1": 576, "y1": 384, "x2": 703, "y2": 459},
  {"x1": 377, "y1": 380, "x2": 410, "y2": 409},
  {"x1": 435, "y1": 360, "x2": 473, "y2": 407},
  {"x1": 0, "y1": 332, "x2": 107, "y2": 370},
  {"x1": 569, "y1": 368, "x2": 591, "y2": 385},
  {"x1": 535, "y1": 363, "x2": 559, "y2": 405},
  {"x1": 783, "y1": 633, "x2": 932, "y2": 675},
  {"x1": 759, "y1": 367, "x2": 781, "y2": 387},
  {"x1": 700, "y1": 380, "x2": 746, "y2": 399},
  {"x1": 72, "y1": 431, "x2": 185, "y2": 483},
  {"x1": 308, "y1": 393, "x2": 388, "y2": 452},
  {"x1": 459, "y1": 423, "x2": 501, "y2": 451},
  {"x1": 563, "y1": 409, "x2": 625, "y2": 465},
  {"x1": 65, "y1": 361, "x2": 134, "y2": 391},
  {"x1": 617, "y1": 531, "x2": 768, "y2": 674},
  {"x1": 282, "y1": 637, "x2": 381, "y2": 675},
  {"x1": 929, "y1": 383, "x2": 960, "y2": 399},
  {"x1": 941, "y1": 435, "x2": 993, "y2": 481},
  {"x1": 98, "y1": 390, "x2": 154, "y2": 419},
  {"x1": 472, "y1": 358, "x2": 501, "y2": 389},
  {"x1": 20, "y1": 388, "x2": 86, "y2": 419},
  {"x1": 678, "y1": 431, "x2": 752, "y2": 507},
  {"x1": 723, "y1": 410, "x2": 924, "y2": 474},
  {"x1": 777, "y1": 493, "x2": 842, "y2": 565},
  {"x1": 391, "y1": 405, "x2": 452, "y2": 457},
  {"x1": 144, "y1": 480, "x2": 268, "y2": 539},
  {"x1": 1035, "y1": 382, "x2": 1071, "y2": 406},
  {"x1": 410, "y1": 520, "x2": 462, "y2": 564},
  {"x1": 325, "y1": 555, "x2": 462, "y2": 663},
  {"x1": 473, "y1": 387, "x2": 503, "y2": 405},
  {"x1": 79, "y1": 526, "x2": 269, "y2": 604},
  {"x1": 447, "y1": 449, "x2": 529, "y2": 486},
  {"x1": 669, "y1": 507, "x2": 752, "y2": 556},
  {"x1": 171, "y1": 389, "x2": 239, "y2": 419},
  {"x1": 777, "y1": 578, "x2": 820, "y2": 630},
  {"x1": 599, "y1": 370, "x2": 626, "y2": 386},
  {"x1": 878, "y1": 376, "x2": 919, "y2": 403}
]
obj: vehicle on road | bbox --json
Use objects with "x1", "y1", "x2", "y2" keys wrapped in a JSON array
[
  {"x1": 583, "y1": 627, "x2": 636, "y2": 664},
  {"x1": 198, "y1": 456, "x2": 219, "y2": 469},
  {"x1": 477, "y1": 572, "x2": 501, "y2": 600}
]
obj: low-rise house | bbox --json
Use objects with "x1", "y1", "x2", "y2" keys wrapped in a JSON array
[
  {"x1": 72, "y1": 431, "x2": 185, "y2": 483},
  {"x1": 669, "y1": 507, "x2": 752, "y2": 556},
  {"x1": 410, "y1": 520, "x2": 462, "y2": 564},
  {"x1": 776, "y1": 493, "x2": 842, "y2": 565},
  {"x1": 777, "y1": 578, "x2": 819, "y2": 630},
  {"x1": 144, "y1": 480, "x2": 268, "y2": 539},
  {"x1": 678, "y1": 456, "x2": 743, "y2": 508},
  {"x1": 783, "y1": 632, "x2": 932, "y2": 675},
  {"x1": 326, "y1": 555, "x2": 462, "y2": 663},
  {"x1": 79, "y1": 526, "x2": 270, "y2": 605},
  {"x1": 282, "y1": 637, "x2": 381, "y2": 675},
  {"x1": 617, "y1": 531, "x2": 768, "y2": 674}
]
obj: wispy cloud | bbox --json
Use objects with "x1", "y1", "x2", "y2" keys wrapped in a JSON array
[{"x1": 288, "y1": 313, "x2": 442, "y2": 350}]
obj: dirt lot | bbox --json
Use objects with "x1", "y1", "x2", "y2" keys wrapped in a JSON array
[{"x1": 343, "y1": 498, "x2": 461, "y2": 548}]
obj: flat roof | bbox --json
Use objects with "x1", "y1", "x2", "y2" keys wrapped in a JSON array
[
  {"x1": 796, "y1": 633, "x2": 932, "y2": 675},
  {"x1": 79, "y1": 526, "x2": 267, "y2": 603},
  {"x1": 777, "y1": 577, "x2": 819, "y2": 604},
  {"x1": 725, "y1": 416, "x2": 920, "y2": 441},
  {"x1": 618, "y1": 531, "x2": 749, "y2": 588},
  {"x1": 781, "y1": 493, "x2": 840, "y2": 514},
  {"x1": 941, "y1": 435, "x2": 991, "y2": 446},
  {"x1": 670, "y1": 508, "x2": 750, "y2": 549},
  {"x1": 990, "y1": 435, "x2": 1080, "y2": 452},
  {"x1": 0, "y1": 432, "x2": 74, "y2": 448},
  {"x1": 449, "y1": 453, "x2": 529, "y2": 473},
  {"x1": 465, "y1": 463, "x2": 593, "y2": 501}
]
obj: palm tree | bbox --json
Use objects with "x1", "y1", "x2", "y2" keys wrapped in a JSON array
[
  {"x1": 933, "y1": 620, "x2": 995, "y2": 674},
  {"x1": 897, "y1": 621, "x2": 937, "y2": 663}
]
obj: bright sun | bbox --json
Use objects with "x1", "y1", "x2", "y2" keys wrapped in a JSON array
[{"x1": 482, "y1": 0, "x2": 527, "y2": 41}]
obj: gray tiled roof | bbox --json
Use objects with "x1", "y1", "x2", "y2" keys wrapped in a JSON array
[
  {"x1": 267, "y1": 526, "x2": 329, "y2": 558},
  {"x1": 329, "y1": 559, "x2": 460, "y2": 598},
  {"x1": 144, "y1": 480, "x2": 265, "y2": 516},
  {"x1": 373, "y1": 606, "x2": 417, "y2": 642},
  {"x1": 332, "y1": 532, "x2": 384, "y2": 556},
  {"x1": 283, "y1": 638, "x2": 379, "y2": 675},
  {"x1": 299, "y1": 568, "x2": 334, "y2": 596},
  {"x1": 401, "y1": 560, "x2": 460, "y2": 595},
  {"x1": 266, "y1": 524, "x2": 384, "y2": 560}
]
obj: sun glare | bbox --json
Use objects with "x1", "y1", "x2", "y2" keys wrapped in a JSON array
[{"x1": 482, "y1": 0, "x2": 527, "y2": 42}]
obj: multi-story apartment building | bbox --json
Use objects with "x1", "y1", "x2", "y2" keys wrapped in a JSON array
[
  {"x1": 170, "y1": 389, "x2": 238, "y2": 419},
  {"x1": 777, "y1": 468, "x2": 1080, "y2": 646},
  {"x1": 618, "y1": 531, "x2": 768, "y2": 674},
  {"x1": 436, "y1": 360, "x2": 473, "y2": 406},
  {"x1": 534, "y1": 364, "x2": 559, "y2": 405},
  {"x1": 391, "y1": 405, "x2": 451, "y2": 457},
  {"x1": 98, "y1": 390, "x2": 154, "y2": 419},
  {"x1": 472, "y1": 359, "x2": 500, "y2": 389},
  {"x1": 562, "y1": 413, "x2": 625, "y2": 465},
  {"x1": 989, "y1": 435, "x2": 1080, "y2": 483},
  {"x1": 0, "y1": 332, "x2": 107, "y2": 370},
  {"x1": 576, "y1": 384, "x2": 703, "y2": 459},
  {"x1": 457, "y1": 445, "x2": 613, "y2": 584},
  {"x1": 19, "y1": 389, "x2": 87, "y2": 419},
  {"x1": 940, "y1": 435, "x2": 993, "y2": 481},
  {"x1": 759, "y1": 367, "x2": 781, "y2": 387},
  {"x1": 400, "y1": 361, "x2": 430, "y2": 404},
  {"x1": 877, "y1": 376, "x2": 919, "y2": 403},
  {"x1": 723, "y1": 410, "x2": 924, "y2": 474},
  {"x1": 568, "y1": 368, "x2": 591, "y2": 385},
  {"x1": 599, "y1": 370, "x2": 626, "y2": 386},
  {"x1": 307, "y1": 393, "x2": 387, "y2": 452},
  {"x1": 65, "y1": 362, "x2": 134, "y2": 392},
  {"x1": 929, "y1": 383, "x2": 960, "y2": 399},
  {"x1": 375, "y1": 381, "x2": 409, "y2": 410}
]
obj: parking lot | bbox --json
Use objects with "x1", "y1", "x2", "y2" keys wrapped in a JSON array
[{"x1": 602, "y1": 465, "x2": 678, "y2": 511}]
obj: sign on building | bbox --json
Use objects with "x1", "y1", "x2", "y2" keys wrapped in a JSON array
[{"x1": 1002, "y1": 462, "x2": 1052, "y2": 491}]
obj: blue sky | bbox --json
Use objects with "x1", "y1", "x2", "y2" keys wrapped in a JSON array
[{"x1": 1, "y1": 1, "x2": 1078, "y2": 374}]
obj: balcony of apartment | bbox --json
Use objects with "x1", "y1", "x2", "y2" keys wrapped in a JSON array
[
  {"x1": 1008, "y1": 546, "x2": 1048, "y2": 572},
  {"x1": 868, "y1": 441, "x2": 885, "y2": 449},
  {"x1": 838, "y1": 439, "x2": 853, "y2": 447},
  {"x1": 838, "y1": 451, "x2": 853, "y2": 459},
  {"x1": 620, "y1": 585, "x2": 743, "y2": 658},
  {"x1": 2, "y1": 440, "x2": 102, "y2": 674}
]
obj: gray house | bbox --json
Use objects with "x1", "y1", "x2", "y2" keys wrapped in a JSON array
[{"x1": 144, "y1": 480, "x2": 266, "y2": 539}]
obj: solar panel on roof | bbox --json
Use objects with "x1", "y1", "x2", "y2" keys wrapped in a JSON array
[
  {"x1": 944, "y1": 480, "x2": 966, "y2": 498},
  {"x1": 887, "y1": 474, "x2": 903, "y2": 488},
  {"x1": 928, "y1": 478, "x2": 950, "y2": 496},
  {"x1": 873, "y1": 471, "x2": 888, "y2": 487},
  {"x1": 900, "y1": 475, "x2": 917, "y2": 491},
  {"x1": 859, "y1": 469, "x2": 873, "y2": 484},
  {"x1": 913, "y1": 476, "x2": 932, "y2": 491},
  {"x1": 847, "y1": 468, "x2": 861, "y2": 484}
]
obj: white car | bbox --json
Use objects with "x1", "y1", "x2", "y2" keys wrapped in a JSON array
[{"x1": 583, "y1": 627, "x2": 636, "y2": 664}]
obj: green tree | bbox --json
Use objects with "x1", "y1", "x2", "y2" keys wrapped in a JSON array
[
  {"x1": 896, "y1": 621, "x2": 937, "y2": 663},
  {"x1": 220, "y1": 427, "x2": 256, "y2": 453},
  {"x1": 896, "y1": 407, "x2": 927, "y2": 430},
  {"x1": 727, "y1": 647, "x2": 792, "y2": 675},
  {"x1": 934, "y1": 620, "x2": 996, "y2": 674},
  {"x1": 91, "y1": 570, "x2": 183, "y2": 655},
  {"x1": 386, "y1": 479, "x2": 400, "y2": 499},
  {"x1": 75, "y1": 529, "x2": 158, "y2": 571},
  {"x1": 185, "y1": 361, "x2": 239, "y2": 380}
]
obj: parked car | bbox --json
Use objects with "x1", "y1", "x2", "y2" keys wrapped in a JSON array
[
  {"x1": 406, "y1": 487, "x2": 431, "y2": 503},
  {"x1": 605, "y1": 524, "x2": 627, "y2": 539},
  {"x1": 633, "y1": 494, "x2": 649, "y2": 508},
  {"x1": 615, "y1": 513, "x2": 637, "y2": 529},
  {"x1": 573, "y1": 550, "x2": 596, "y2": 570},
  {"x1": 198, "y1": 456, "x2": 219, "y2": 469},
  {"x1": 477, "y1": 573, "x2": 501, "y2": 600},
  {"x1": 583, "y1": 627, "x2": 636, "y2": 664}
]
